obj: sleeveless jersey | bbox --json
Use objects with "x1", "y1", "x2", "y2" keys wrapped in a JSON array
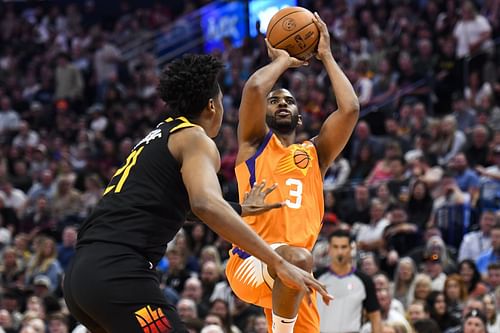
[
  {"x1": 235, "y1": 131, "x2": 324, "y2": 250},
  {"x1": 77, "y1": 117, "x2": 199, "y2": 265}
]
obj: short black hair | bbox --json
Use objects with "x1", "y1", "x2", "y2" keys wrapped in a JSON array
[
  {"x1": 328, "y1": 229, "x2": 352, "y2": 243},
  {"x1": 158, "y1": 54, "x2": 224, "y2": 119},
  {"x1": 413, "y1": 318, "x2": 440, "y2": 333}
]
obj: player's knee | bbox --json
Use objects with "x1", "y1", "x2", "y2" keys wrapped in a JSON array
[{"x1": 279, "y1": 247, "x2": 313, "y2": 272}]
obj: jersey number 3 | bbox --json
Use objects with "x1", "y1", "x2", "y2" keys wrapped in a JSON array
[
  {"x1": 285, "y1": 178, "x2": 303, "y2": 209},
  {"x1": 103, "y1": 147, "x2": 144, "y2": 195}
]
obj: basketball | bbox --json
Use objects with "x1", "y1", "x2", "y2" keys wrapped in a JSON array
[
  {"x1": 294, "y1": 150, "x2": 310, "y2": 169},
  {"x1": 266, "y1": 7, "x2": 320, "y2": 60}
]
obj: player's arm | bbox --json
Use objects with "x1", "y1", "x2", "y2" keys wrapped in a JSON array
[
  {"x1": 238, "y1": 41, "x2": 306, "y2": 149},
  {"x1": 367, "y1": 311, "x2": 382, "y2": 333},
  {"x1": 172, "y1": 127, "x2": 333, "y2": 303},
  {"x1": 311, "y1": 13, "x2": 360, "y2": 177}
]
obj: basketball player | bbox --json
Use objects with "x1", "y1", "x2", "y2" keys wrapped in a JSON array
[
  {"x1": 225, "y1": 13, "x2": 359, "y2": 333},
  {"x1": 63, "y1": 54, "x2": 332, "y2": 333}
]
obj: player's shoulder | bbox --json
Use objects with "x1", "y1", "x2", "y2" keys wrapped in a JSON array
[{"x1": 169, "y1": 125, "x2": 217, "y2": 158}]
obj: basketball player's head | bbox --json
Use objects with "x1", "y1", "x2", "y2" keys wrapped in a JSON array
[
  {"x1": 266, "y1": 88, "x2": 302, "y2": 135},
  {"x1": 158, "y1": 54, "x2": 224, "y2": 138}
]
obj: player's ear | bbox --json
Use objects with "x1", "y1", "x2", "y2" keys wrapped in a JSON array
[
  {"x1": 208, "y1": 98, "x2": 216, "y2": 113},
  {"x1": 298, "y1": 114, "x2": 303, "y2": 126}
]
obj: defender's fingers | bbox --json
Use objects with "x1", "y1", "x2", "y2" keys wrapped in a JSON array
[
  {"x1": 263, "y1": 183, "x2": 278, "y2": 195},
  {"x1": 265, "y1": 202, "x2": 285, "y2": 210}
]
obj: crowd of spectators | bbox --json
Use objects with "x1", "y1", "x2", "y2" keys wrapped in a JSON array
[{"x1": 0, "y1": 0, "x2": 500, "y2": 332}]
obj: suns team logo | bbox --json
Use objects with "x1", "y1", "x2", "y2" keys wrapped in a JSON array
[
  {"x1": 276, "y1": 146, "x2": 313, "y2": 176},
  {"x1": 135, "y1": 305, "x2": 172, "y2": 333},
  {"x1": 293, "y1": 149, "x2": 311, "y2": 169}
]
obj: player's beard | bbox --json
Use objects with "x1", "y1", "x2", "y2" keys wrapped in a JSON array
[{"x1": 266, "y1": 113, "x2": 299, "y2": 135}]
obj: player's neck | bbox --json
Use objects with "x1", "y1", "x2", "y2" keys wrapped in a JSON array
[
  {"x1": 276, "y1": 132, "x2": 296, "y2": 146},
  {"x1": 330, "y1": 263, "x2": 353, "y2": 276}
]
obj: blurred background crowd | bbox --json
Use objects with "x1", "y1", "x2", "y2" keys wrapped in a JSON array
[{"x1": 0, "y1": 0, "x2": 500, "y2": 332}]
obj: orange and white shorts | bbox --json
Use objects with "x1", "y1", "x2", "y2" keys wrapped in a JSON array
[{"x1": 225, "y1": 244, "x2": 320, "y2": 333}]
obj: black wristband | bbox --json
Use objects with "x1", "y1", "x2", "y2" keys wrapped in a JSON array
[{"x1": 229, "y1": 201, "x2": 243, "y2": 216}]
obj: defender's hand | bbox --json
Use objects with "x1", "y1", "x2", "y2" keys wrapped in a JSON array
[
  {"x1": 241, "y1": 180, "x2": 284, "y2": 217},
  {"x1": 265, "y1": 39, "x2": 308, "y2": 68},
  {"x1": 312, "y1": 12, "x2": 332, "y2": 61},
  {"x1": 274, "y1": 259, "x2": 334, "y2": 305}
]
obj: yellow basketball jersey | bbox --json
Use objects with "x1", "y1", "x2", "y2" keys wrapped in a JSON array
[{"x1": 235, "y1": 131, "x2": 324, "y2": 250}]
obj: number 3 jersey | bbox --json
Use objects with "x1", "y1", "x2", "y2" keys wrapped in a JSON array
[
  {"x1": 77, "y1": 117, "x2": 198, "y2": 265},
  {"x1": 235, "y1": 131, "x2": 324, "y2": 251}
]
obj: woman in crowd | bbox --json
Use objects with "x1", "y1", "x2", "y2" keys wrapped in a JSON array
[
  {"x1": 392, "y1": 257, "x2": 417, "y2": 308},
  {"x1": 483, "y1": 293, "x2": 500, "y2": 333},
  {"x1": 426, "y1": 290, "x2": 461, "y2": 332},
  {"x1": 444, "y1": 274, "x2": 468, "y2": 320},
  {"x1": 406, "y1": 180, "x2": 433, "y2": 230},
  {"x1": 459, "y1": 259, "x2": 489, "y2": 297},
  {"x1": 24, "y1": 236, "x2": 62, "y2": 293},
  {"x1": 412, "y1": 273, "x2": 433, "y2": 304}
]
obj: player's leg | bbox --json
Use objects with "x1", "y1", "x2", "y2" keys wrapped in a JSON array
[
  {"x1": 63, "y1": 261, "x2": 108, "y2": 333},
  {"x1": 65, "y1": 243, "x2": 188, "y2": 333},
  {"x1": 267, "y1": 245, "x2": 314, "y2": 333}
]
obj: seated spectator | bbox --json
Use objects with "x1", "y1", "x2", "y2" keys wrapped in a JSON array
[
  {"x1": 339, "y1": 184, "x2": 371, "y2": 225},
  {"x1": 458, "y1": 259, "x2": 489, "y2": 298},
  {"x1": 483, "y1": 293, "x2": 500, "y2": 333},
  {"x1": 430, "y1": 116, "x2": 466, "y2": 166},
  {"x1": 0, "y1": 247, "x2": 24, "y2": 293},
  {"x1": 430, "y1": 172, "x2": 471, "y2": 250},
  {"x1": 57, "y1": 225, "x2": 77, "y2": 270},
  {"x1": 450, "y1": 153, "x2": 480, "y2": 204},
  {"x1": 349, "y1": 144, "x2": 376, "y2": 183},
  {"x1": 426, "y1": 290, "x2": 461, "y2": 332},
  {"x1": 358, "y1": 252, "x2": 380, "y2": 278},
  {"x1": 25, "y1": 237, "x2": 62, "y2": 293},
  {"x1": 413, "y1": 318, "x2": 440, "y2": 333},
  {"x1": 323, "y1": 155, "x2": 351, "y2": 191},
  {"x1": 382, "y1": 205, "x2": 421, "y2": 273},
  {"x1": 407, "y1": 300, "x2": 430, "y2": 325},
  {"x1": 406, "y1": 180, "x2": 433, "y2": 230},
  {"x1": 366, "y1": 141, "x2": 401, "y2": 187},
  {"x1": 360, "y1": 284, "x2": 411, "y2": 333},
  {"x1": 392, "y1": 257, "x2": 417, "y2": 309},
  {"x1": 444, "y1": 274, "x2": 468, "y2": 320},
  {"x1": 486, "y1": 263, "x2": 500, "y2": 291},
  {"x1": 348, "y1": 121, "x2": 384, "y2": 165},
  {"x1": 451, "y1": 91, "x2": 477, "y2": 133},
  {"x1": 462, "y1": 309, "x2": 489, "y2": 333},
  {"x1": 466, "y1": 124, "x2": 491, "y2": 168},
  {"x1": 459, "y1": 210, "x2": 495, "y2": 262},
  {"x1": 476, "y1": 145, "x2": 500, "y2": 212},
  {"x1": 423, "y1": 252, "x2": 447, "y2": 291},
  {"x1": 374, "y1": 182, "x2": 397, "y2": 212},
  {"x1": 476, "y1": 222, "x2": 500, "y2": 275},
  {"x1": 177, "y1": 298, "x2": 199, "y2": 323},
  {"x1": 373, "y1": 273, "x2": 405, "y2": 315},
  {"x1": 356, "y1": 199, "x2": 389, "y2": 253},
  {"x1": 163, "y1": 246, "x2": 193, "y2": 294}
]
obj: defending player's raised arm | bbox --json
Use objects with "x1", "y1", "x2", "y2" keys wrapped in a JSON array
[
  {"x1": 311, "y1": 13, "x2": 360, "y2": 177},
  {"x1": 238, "y1": 40, "x2": 307, "y2": 147}
]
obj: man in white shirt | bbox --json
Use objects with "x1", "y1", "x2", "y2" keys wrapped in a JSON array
[
  {"x1": 459, "y1": 210, "x2": 495, "y2": 261},
  {"x1": 453, "y1": 1, "x2": 493, "y2": 58}
]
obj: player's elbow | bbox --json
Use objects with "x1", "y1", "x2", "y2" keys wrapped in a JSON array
[
  {"x1": 190, "y1": 196, "x2": 214, "y2": 219},
  {"x1": 345, "y1": 99, "x2": 360, "y2": 115}
]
